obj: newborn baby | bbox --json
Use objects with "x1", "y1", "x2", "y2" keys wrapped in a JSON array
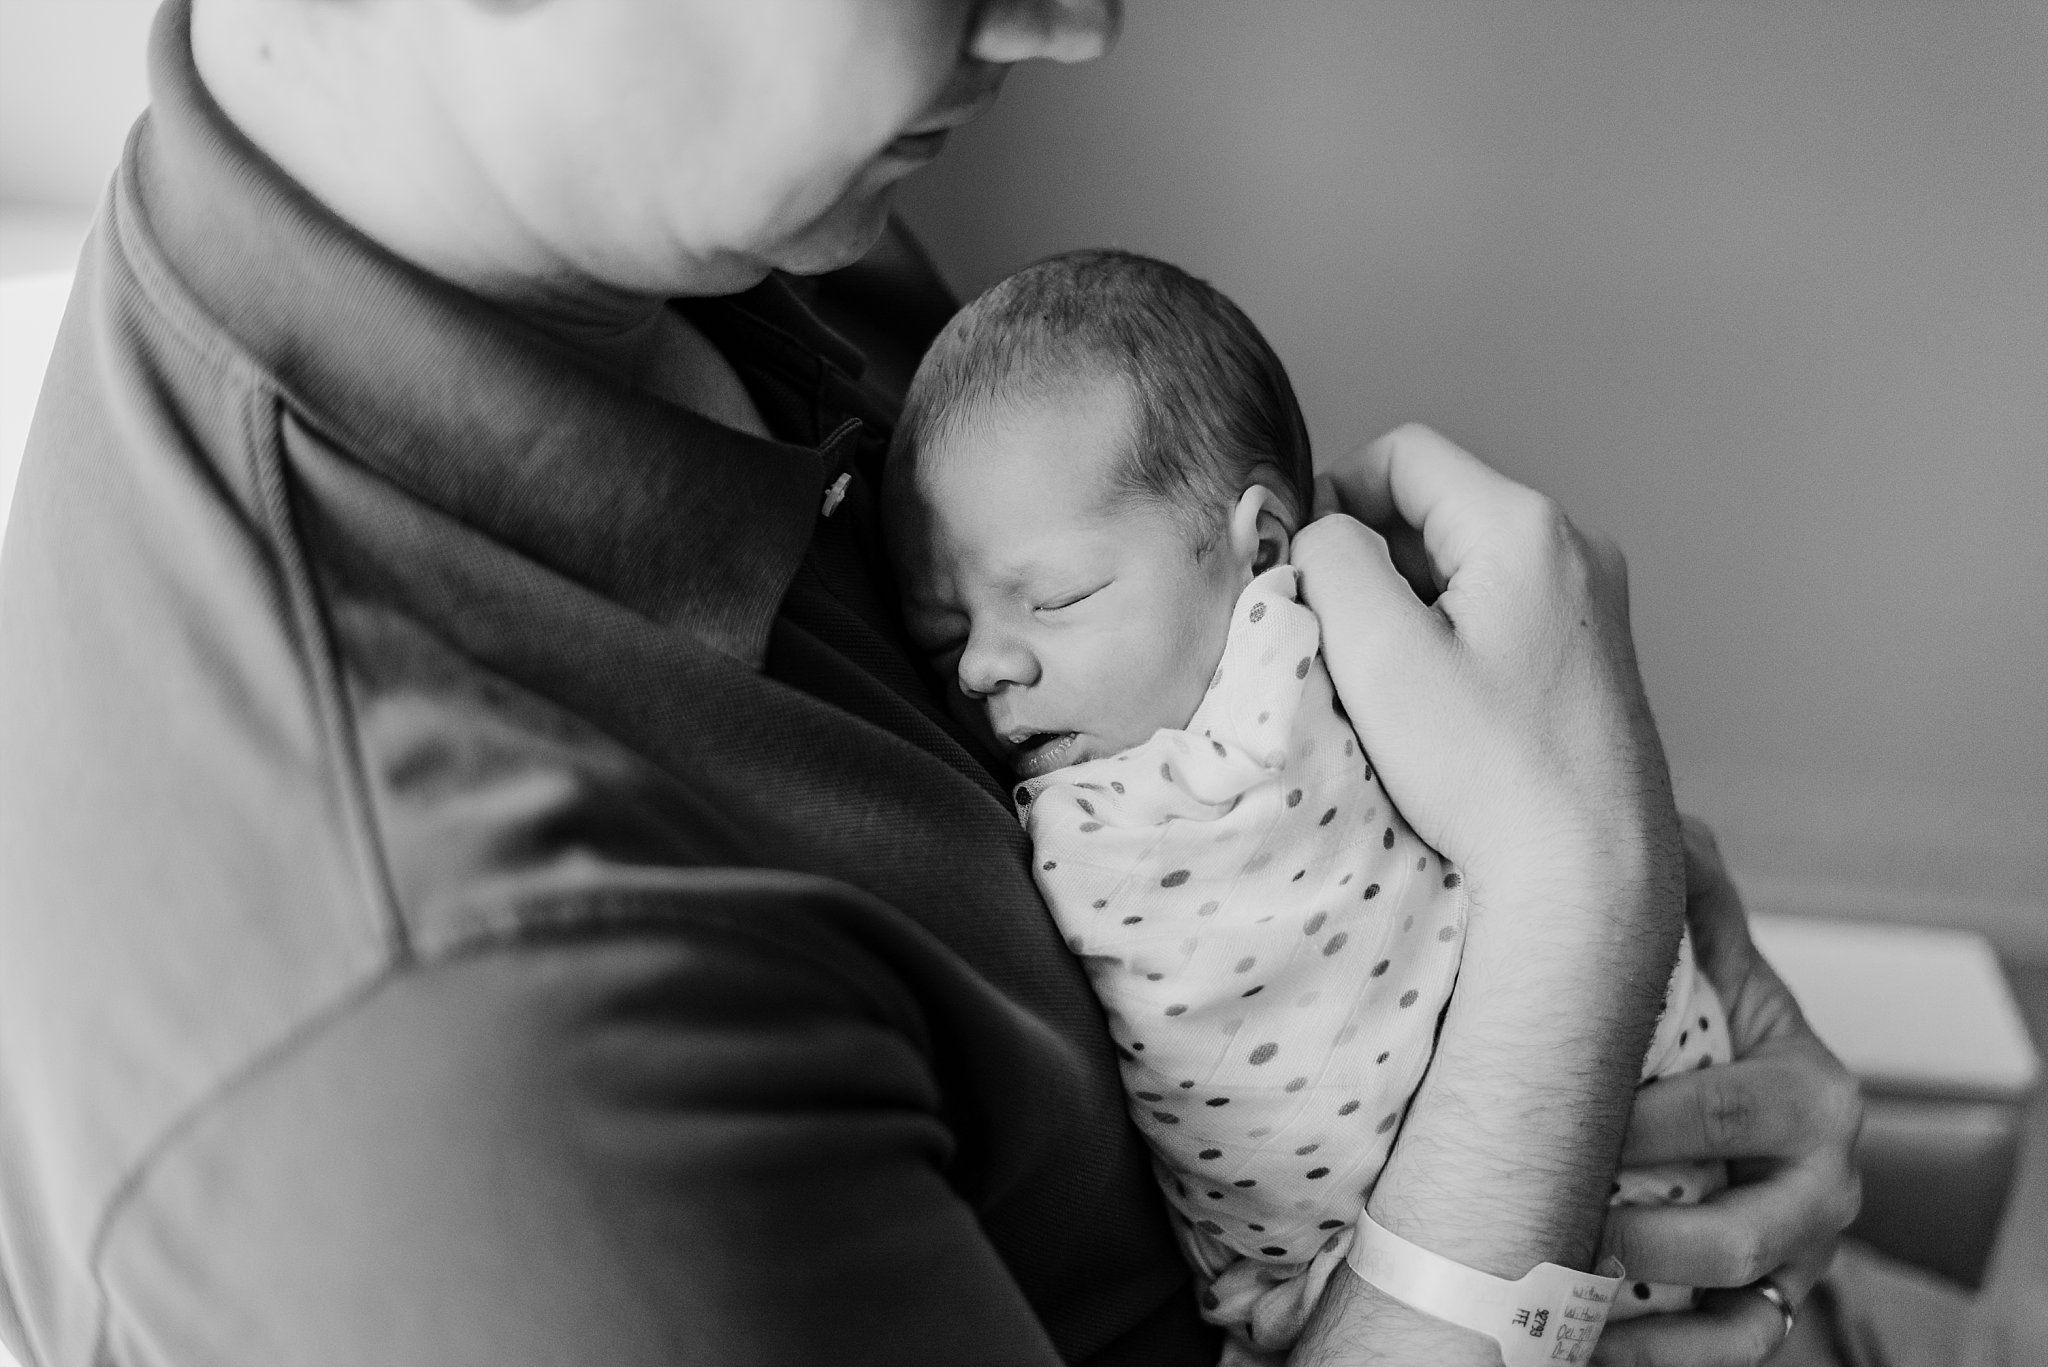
[{"x1": 884, "y1": 249, "x2": 1727, "y2": 1363}]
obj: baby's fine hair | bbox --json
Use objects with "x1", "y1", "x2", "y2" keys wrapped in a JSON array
[{"x1": 892, "y1": 249, "x2": 1314, "y2": 545}]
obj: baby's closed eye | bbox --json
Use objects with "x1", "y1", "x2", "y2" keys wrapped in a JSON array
[{"x1": 1036, "y1": 581, "x2": 1112, "y2": 614}]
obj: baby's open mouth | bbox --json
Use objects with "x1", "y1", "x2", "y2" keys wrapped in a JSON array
[{"x1": 1010, "y1": 730, "x2": 1081, "y2": 778}]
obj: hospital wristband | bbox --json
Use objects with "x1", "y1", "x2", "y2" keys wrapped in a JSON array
[{"x1": 1346, "y1": 1207, "x2": 1625, "y2": 1365}]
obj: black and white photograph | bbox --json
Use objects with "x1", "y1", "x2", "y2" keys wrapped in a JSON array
[{"x1": 1, "y1": 2, "x2": 2042, "y2": 1364}]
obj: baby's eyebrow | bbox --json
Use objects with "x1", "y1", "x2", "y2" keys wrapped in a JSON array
[
  {"x1": 913, "y1": 543, "x2": 1095, "y2": 603},
  {"x1": 986, "y1": 554, "x2": 1079, "y2": 593},
  {"x1": 913, "y1": 570, "x2": 1027, "y2": 604}
]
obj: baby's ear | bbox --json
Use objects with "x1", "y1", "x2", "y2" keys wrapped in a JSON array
[{"x1": 1230, "y1": 484, "x2": 1294, "y2": 576}]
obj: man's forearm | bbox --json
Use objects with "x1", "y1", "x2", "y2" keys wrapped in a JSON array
[{"x1": 1294, "y1": 864, "x2": 1678, "y2": 1364}]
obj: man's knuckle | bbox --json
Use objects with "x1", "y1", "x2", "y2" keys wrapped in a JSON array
[
  {"x1": 1738, "y1": 1225, "x2": 1780, "y2": 1285},
  {"x1": 1722, "y1": 1226, "x2": 1772, "y2": 1285},
  {"x1": 1510, "y1": 488, "x2": 1568, "y2": 540},
  {"x1": 1692, "y1": 1210, "x2": 1770, "y2": 1287},
  {"x1": 1510, "y1": 498, "x2": 1628, "y2": 613},
  {"x1": 1695, "y1": 1075, "x2": 1758, "y2": 1152},
  {"x1": 1814, "y1": 1069, "x2": 1864, "y2": 1148}
]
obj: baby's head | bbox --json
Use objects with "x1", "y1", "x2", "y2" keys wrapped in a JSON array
[{"x1": 885, "y1": 249, "x2": 1313, "y2": 778}]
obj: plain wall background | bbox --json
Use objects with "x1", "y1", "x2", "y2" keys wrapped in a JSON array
[
  {"x1": 0, "y1": 0, "x2": 154, "y2": 207},
  {"x1": 0, "y1": 0, "x2": 155, "y2": 274},
  {"x1": 2, "y1": 0, "x2": 2041, "y2": 950},
  {"x1": 898, "y1": 0, "x2": 2048, "y2": 951}
]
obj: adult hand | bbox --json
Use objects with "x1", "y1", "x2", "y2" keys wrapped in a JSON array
[
  {"x1": 1291, "y1": 426, "x2": 1688, "y2": 1366},
  {"x1": 1297, "y1": 423, "x2": 1682, "y2": 928},
  {"x1": 1594, "y1": 815, "x2": 1864, "y2": 1365}
]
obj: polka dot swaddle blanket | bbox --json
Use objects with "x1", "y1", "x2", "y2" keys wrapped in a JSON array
[
  {"x1": 1018, "y1": 566, "x2": 1731, "y2": 1358},
  {"x1": 1017, "y1": 565, "x2": 1464, "y2": 1350}
]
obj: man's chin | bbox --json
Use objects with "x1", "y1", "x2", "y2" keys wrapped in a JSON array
[{"x1": 764, "y1": 186, "x2": 900, "y2": 279}]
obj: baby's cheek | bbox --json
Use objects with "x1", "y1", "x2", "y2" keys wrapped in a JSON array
[{"x1": 1123, "y1": 619, "x2": 1228, "y2": 739}]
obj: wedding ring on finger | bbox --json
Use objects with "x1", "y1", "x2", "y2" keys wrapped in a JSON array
[{"x1": 1750, "y1": 1275, "x2": 1797, "y2": 1350}]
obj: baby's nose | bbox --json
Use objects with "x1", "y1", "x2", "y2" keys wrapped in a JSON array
[{"x1": 956, "y1": 632, "x2": 1039, "y2": 697}]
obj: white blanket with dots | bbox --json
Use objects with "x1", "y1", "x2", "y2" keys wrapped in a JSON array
[{"x1": 1019, "y1": 566, "x2": 1730, "y2": 1361}]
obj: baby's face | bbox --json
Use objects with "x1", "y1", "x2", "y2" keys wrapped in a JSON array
[{"x1": 893, "y1": 378, "x2": 1248, "y2": 778}]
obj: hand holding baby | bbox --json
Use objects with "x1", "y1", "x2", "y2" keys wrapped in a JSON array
[
  {"x1": 1294, "y1": 421, "x2": 1684, "y2": 951},
  {"x1": 1298, "y1": 428, "x2": 1856, "y2": 1366}
]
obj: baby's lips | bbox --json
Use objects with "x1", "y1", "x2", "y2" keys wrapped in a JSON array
[
  {"x1": 1013, "y1": 731, "x2": 1083, "y2": 778},
  {"x1": 995, "y1": 723, "x2": 1053, "y2": 757}
]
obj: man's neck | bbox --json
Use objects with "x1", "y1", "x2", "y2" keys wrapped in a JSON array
[{"x1": 189, "y1": 0, "x2": 705, "y2": 388}]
